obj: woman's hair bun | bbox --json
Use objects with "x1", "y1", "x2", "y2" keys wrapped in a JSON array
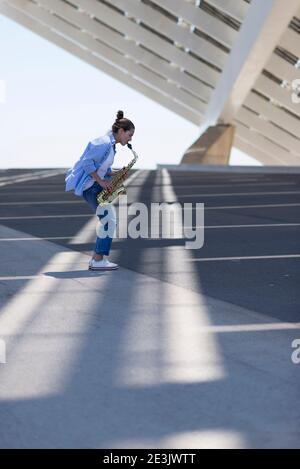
[{"x1": 111, "y1": 111, "x2": 134, "y2": 133}]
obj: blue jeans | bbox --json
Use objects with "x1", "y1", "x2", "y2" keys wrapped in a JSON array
[{"x1": 82, "y1": 182, "x2": 116, "y2": 256}]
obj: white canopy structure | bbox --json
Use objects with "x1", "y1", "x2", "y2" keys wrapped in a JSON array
[{"x1": 1, "y1": 0, "x2": 300, "y2": 164}]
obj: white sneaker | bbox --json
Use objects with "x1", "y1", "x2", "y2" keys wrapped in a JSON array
[{"x1": 89, "y1": 258, "x2": 119, "y2": 271}]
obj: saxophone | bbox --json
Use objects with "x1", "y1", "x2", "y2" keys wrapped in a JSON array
[{"x1": 97, "y1": 143, "x2": 138, "y2": 206}]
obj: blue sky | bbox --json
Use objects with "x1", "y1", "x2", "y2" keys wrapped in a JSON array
[{"x1": 0, "y1": 13, "x2": 259, "y2": 169}]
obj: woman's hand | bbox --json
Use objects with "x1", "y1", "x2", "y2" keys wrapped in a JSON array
[
  {"x1": 90, "y1": 171, "x2": 112, "y2": 191},
  {"x1": 99, "y1": 179, "x2": 113, "y2": 193}
]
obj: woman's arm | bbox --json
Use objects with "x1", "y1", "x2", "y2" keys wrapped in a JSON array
[
  {"x1": 81, "y1": 141, "x2": 113, "y2": 191},
  {"x1": 81, "y1": 141, "x2": 110, "y2": 175},
  {"x1": 90, "y1": 171, "x2": 112, "y2": 191}
]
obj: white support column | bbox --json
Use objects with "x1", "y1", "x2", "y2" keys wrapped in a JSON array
[{"x1": 200, "y1": 0, "x2": 300, "y2": 132}]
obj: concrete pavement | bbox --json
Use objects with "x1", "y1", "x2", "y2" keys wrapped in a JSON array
[{"x1": 0, "y1": 168, "x2": 299, "y2": 448}]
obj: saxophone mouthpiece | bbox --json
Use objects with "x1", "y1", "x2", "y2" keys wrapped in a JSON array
[{"x1": 127, "y1": 143, "x2": 132, "y2": 150}]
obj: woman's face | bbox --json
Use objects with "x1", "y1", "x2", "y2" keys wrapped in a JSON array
[{"x1": 118, "y1": 128, "x2": 135, "y2": 146}]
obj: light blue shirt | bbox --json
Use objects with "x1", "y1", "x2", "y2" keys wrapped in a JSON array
[{"x1": 65, "y1": 131, "x2": 116, "y2": 196}]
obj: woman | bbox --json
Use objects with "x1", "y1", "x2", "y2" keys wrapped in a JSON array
[{"x1": 65, "y1": 110, "x2": 135, "y2": 270}]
